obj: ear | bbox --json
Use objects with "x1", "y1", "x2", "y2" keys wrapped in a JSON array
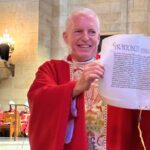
[
  {"x1": 63, "y1": 31, "x2": 68, "y2": 44},
  {"x1": 98, "y1": 34, "x2": 100, "y2": 41},
  {"x1": 97, "y1": 34, "x2": 100, "y2": 45}
]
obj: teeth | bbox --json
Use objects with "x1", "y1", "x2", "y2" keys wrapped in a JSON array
[
  {"x1": 78, "y1": 45, "x2": 90, "y2": 48},
  {"x1": 81, "y1": 46, "x2": 89, "y2": 48}
]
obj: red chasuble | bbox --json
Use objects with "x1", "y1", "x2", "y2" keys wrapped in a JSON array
[{"x1": 27, "y1": 56, "x2": 150, "y2": 150}]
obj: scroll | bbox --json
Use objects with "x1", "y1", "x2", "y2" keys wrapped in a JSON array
[{"x1": 99, "y1": 34, "x2": 150, "y2": 110}]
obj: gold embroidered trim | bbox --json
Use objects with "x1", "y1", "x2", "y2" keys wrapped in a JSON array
[
  {"x1": 69, "y1": 62, "x2": 107, "y2": 150},
  {"x1": 138, "y1": 110, "x2": 146, "y2": 150}
]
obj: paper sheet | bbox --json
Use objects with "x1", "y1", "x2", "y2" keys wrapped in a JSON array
[{"x1": 99, "y1": 34, "x2": 150, "y2": 110}]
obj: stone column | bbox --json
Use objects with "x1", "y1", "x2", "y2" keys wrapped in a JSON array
[{"x1": 50, "y1": 0, "x2": 69, "y2": 59}]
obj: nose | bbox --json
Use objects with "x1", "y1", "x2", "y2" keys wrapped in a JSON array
[{"x1": 82, "y1": 31, "x2": 89, "y2": 41}]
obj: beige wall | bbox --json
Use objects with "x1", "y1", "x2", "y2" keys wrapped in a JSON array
[
  {"x1": 38, "y1": 0, "x2": 52, "y2": 63},
  {"x1": 0, "y1": 0, "x2": 39, "y2": 109},
  {"x1": 50, "y1": 0, "x2": 69, "y2": 59},
  {"x1": 51, "y1": 0, "x2": 150, "y2": 59},
  {"x1": 127, "y1": 0, "x2": 150, "y2": 34},
  {"x1": 0, "y1": 0, "x2": 150, "y2": 110}
]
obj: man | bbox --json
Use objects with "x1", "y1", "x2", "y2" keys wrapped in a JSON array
[{"x1": 27, "y1": 8, "x2": 150, "y2": 150}]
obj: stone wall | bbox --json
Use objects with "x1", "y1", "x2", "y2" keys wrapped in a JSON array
[
  {"x1": 38, "y1": 0, "x2": 52, "y2": 63},
  {"x1": 0, "y1": 0, "x2": 39, "y2": 109},
  {"x1": 50, "y1": 0, "x2": 69, "y2": 59},
  {"x1": 52, "y1": 0, "x2": 150, "y2": 59},
  {"x1": 67, "y1": 0, "x2": 124, "y2": 34},
  {"x1": 128, "y1": 0, "x2": 150, "y2": 34}
]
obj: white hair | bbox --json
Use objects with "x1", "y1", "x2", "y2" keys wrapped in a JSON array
[{"x1": 65, "y1": 7, "x2": 100, "y2": 32}]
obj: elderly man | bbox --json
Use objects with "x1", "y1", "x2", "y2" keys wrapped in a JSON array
[{"x1": 28, "y1": 8, "x2": 150, "y2": 150}]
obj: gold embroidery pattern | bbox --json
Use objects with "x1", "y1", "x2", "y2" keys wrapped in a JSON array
[
  {"x1": 70, "y1": 62, "x2": 107, "y2": 150},
  {"x1": 85, "y1": 80, "x2": 107, "y2": 150}
]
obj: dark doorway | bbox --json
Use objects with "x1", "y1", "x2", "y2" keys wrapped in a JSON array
[{"x1": 98, "y1": 35, "x2": 112, "y2": 53}]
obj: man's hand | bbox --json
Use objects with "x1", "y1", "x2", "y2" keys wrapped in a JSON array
[{"x1": 73, "y1": 62, "x2": 104, "y2": 97}]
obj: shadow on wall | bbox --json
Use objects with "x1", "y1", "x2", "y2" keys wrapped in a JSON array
[{"x1": 98, "y1": 35, "x2": 112, "y2": 53}]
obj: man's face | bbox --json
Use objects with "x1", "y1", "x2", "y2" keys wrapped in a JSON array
[{"x1": 63, "y1": 14, "x2": 100, "y2": 62}]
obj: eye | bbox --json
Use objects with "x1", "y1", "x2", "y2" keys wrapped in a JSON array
[
  {"x1": 73, "y1": 29, "x2": 83, "y2": 36},
  {"x1": 74, "y1": 29, "x2": 82, "y2": 33},
  {"x1": 89, "y1": 30, "x2": 96, "y2": 36}
]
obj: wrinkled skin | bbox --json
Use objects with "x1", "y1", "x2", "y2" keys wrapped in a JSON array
[{"x1": 63, "y1": 13, "x2": 104, "y2": 96}]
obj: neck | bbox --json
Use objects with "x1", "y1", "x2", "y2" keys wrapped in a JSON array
[{"x1": 72, "y1": 57, "x2": 95, "y2": 65}]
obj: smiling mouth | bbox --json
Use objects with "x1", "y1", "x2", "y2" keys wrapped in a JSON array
[{"x1": 77, "y1": 44, "x2": 92, "y2": 48}]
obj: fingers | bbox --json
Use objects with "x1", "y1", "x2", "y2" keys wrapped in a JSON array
[
  {"x1": 80, "y1": 62, "x2": 104, "y2": 88},
  {"x1": 73, "y1": 61, "x2": 105, "y2": 97},
  {"x1": 83, "y1": 62, "x2": 104, "y2": 79}
]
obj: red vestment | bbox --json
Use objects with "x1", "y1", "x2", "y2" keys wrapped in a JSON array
[{"x1": 27, "y1": 56, "x2": 150, "y2": 150}]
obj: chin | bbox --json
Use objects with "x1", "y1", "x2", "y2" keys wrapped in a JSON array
[{"x1": 78, "y1": 56, "x2": 94, "y2": 62}]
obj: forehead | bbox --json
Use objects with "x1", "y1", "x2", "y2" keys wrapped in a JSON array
[{"x1": 70, "y1": 14, "x2": 98, "y2": 29}]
